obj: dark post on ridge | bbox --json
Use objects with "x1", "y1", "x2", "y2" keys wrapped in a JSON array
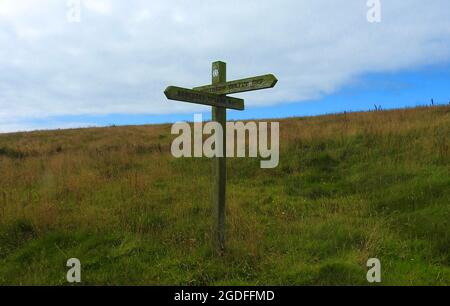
[{"x1": 211, "y1": 61, "x2": 227, "y2": 252}]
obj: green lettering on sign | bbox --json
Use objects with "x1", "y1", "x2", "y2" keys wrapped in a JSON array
[
  {"x1": 164, "y1": 86, "x2": 244, "y2": 111},
  {"x1": 193, "y1": 74, "x2": 278, "y2": 95}
]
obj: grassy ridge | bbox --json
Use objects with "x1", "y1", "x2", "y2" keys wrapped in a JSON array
[{"x1": 0, "y1": 106, "x2": 449, "y2": 285}]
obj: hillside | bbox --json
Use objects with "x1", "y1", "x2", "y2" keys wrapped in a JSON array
[{"x1": 0, "y1": 105, "x2": 449, "y2": 285}]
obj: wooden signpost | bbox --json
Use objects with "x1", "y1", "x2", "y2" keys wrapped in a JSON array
[{"x1": 164, "y1": 61, "x2": 277, "y2": 252}]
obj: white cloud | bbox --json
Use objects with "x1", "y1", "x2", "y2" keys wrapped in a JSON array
[
  {"x1": 84, "y1": 0, "x2": 112, "y2": 15},
  {"x1": 0, "y1": 0, "x2": 450, "y2": 131}
]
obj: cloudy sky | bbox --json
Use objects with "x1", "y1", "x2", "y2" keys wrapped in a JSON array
[{"x1": 1, "y1": 0, "x2": 450, "y2": 132}]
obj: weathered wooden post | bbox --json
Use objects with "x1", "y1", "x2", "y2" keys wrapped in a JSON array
[
  {"x1": 211, "y1": 61, "x2": 227, "y2": 251},
  {"x1": 164, "y1": 61, "x2": 277, "y2": 253}
]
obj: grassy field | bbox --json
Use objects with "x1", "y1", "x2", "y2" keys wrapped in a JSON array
[{"x1": 0, "y1": 105, "x2": 449, "y2": 285}]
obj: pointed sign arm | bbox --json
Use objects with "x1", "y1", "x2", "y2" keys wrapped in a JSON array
[
  {"x1": 193, "y1": 74, "x2": 278, "y2": 95},
  {"x1": 164, "y1": 86, "x2": 244, "y2": 111}
]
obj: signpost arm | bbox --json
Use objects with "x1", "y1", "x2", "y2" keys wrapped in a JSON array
[{"x1": 211, "y1": 61, "x2": 226, "y2": 252}]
